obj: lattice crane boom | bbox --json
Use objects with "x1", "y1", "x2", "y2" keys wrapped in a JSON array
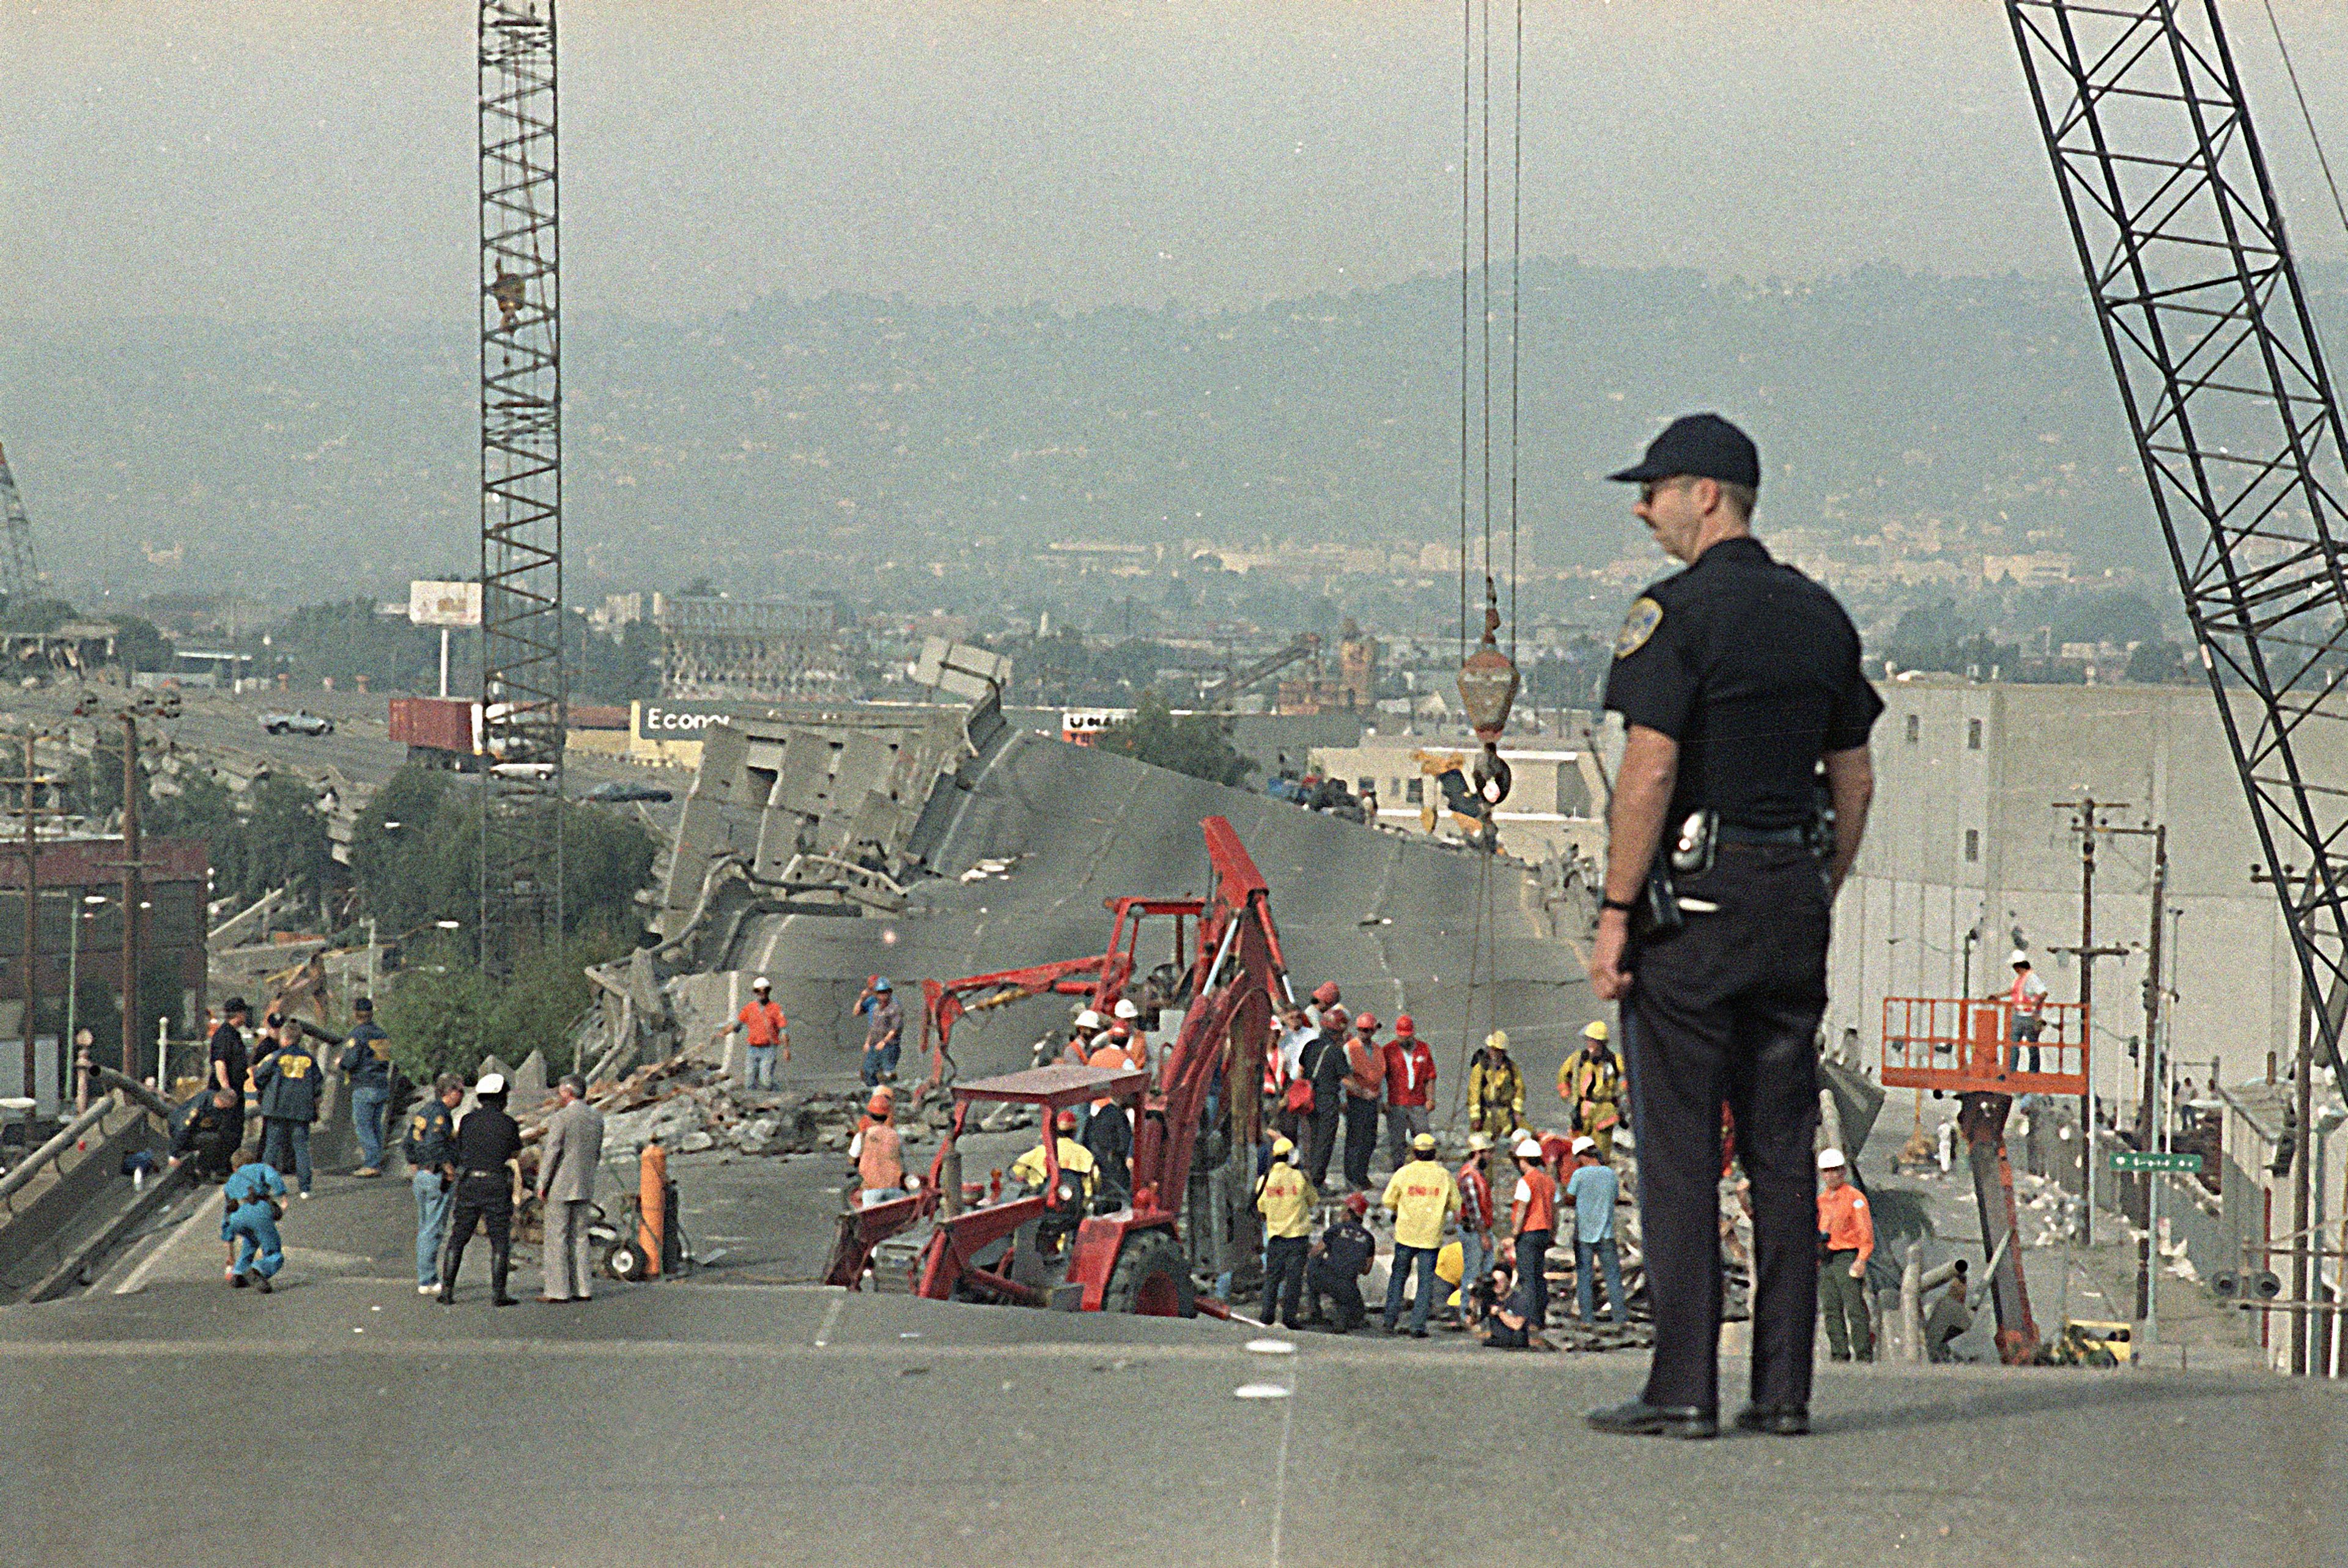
[
  {"x1": 0, "y1": 441, "x2": 41, "y2": 603},
  {"x1": 2006, "y1": 0, "x2": 2348, "y2": 1095},
  {"x1": 477, "y1": 0, "x2": 566, "y2": 975}
]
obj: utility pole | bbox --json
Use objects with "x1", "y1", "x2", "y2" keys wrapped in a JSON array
[
  {"x1": 2294, "y1": 939, "x2": 2316, "y2": 1375},
  {"x1": 119, "y1": 713, "x2": 141, "y2": 1081},
  {"x1": 2054, "y1": 795, "x2": 2131, "y2": 1247},
  {"x1": 2110, "y1": 822, "x2": 2166, "y2": 1320}
]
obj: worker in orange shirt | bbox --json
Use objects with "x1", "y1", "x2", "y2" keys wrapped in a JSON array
[
  {"x1": 1815, "y1": 1147, "x2": 1874, "y2": 1363},
  {"x1": 1340, "y1": 1012, "x2": 1387, "y2": 1192},
  {"x1": 715, "y1": 976, "x2": 790, "y2": 1091}
]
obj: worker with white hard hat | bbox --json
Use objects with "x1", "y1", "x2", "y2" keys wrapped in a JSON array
[
  {"x1": 1567, "y1": 1135, "x2": 1625, "y2": 1324},
  {"x1": 716, "y1": 974, "x2": 791, "y2": 1091},
  {"x1": 1506, "y1": 1132, "x2": 1560, "y2": 1329},
  {"x1": 1999, "y1": 950, "x2": 2050, "y2": 1073},
  {"x1": 1815, "y1": 1147, "x2": 1874, "y2": 1364}
]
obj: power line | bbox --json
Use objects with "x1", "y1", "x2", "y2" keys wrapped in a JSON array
[{"x1": 2259, "y1": 0, "x2": 2348, "y2": 240}]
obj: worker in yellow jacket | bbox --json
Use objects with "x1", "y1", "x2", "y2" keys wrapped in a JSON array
[
  {"x1": 1379, "y1": 1132, "x2": 1461, "y2": 1336},
  {"x1": 1559, "y1": 1020, "x2": 1626, "y2": 1159},
  {"x1": 1010, "y1": 1108, "x2": 1098, "y2": 1199},
  {"x1": 1255, "y1": 1135, "x2": 1317, "y2": 1328},
  {"x1": 1468, "y1": 1031, "x2": 1525, "y2": 1138}
]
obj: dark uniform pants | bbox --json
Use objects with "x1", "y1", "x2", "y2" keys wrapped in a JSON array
[
  {"x1": 1303, "y1": 1103, "x2": 1340, "y2": 1188},
  {"x1": 442, "y1": 1172, "x2": 514, "y2": 1298},
  {"x1": 1263, "y1": 1234, "x2": 1310, "y2": 1327},
  {"x1": 1307, "y1": 1257, "x2": 1365, "y2": 1331},
  {"x1": 1340, "y1": 1094, "x2": 1379, "y2": 1189},
  {"x1": 1630, "y1": 845, "x2": 1829, "y2": 1415}
]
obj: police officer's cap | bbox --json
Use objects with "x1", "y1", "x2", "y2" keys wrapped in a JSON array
[
  {"x1": 477, "y1": 1072, "x2": 506, "y2": 1097},
  {"x1": 1607, "y1": 412, "x2": 1761, "y2": 490},
  {"x1": 223, "y1": 996, "x2": 249, "y2": 1017}
]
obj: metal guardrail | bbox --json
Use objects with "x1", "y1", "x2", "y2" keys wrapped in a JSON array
[{"x1": 0, "y1": 1095, "x2": 122, "y2": 1214}]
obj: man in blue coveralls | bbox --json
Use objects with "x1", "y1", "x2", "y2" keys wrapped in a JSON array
[{"x1": 220, "y1": 1160, "x2": 289, "y2": 1293}]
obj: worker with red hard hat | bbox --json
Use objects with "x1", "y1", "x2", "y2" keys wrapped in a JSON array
[
  {"x1": 851, "y1": 1093, "x2": 908, "y2": 1207},
  {"x1": 1338, "y1": 1011, "x2": 1387, "y2": 1192},
  {"x1": 1381, "y1": 1014, "x2": 1436, "y2": 1172}
]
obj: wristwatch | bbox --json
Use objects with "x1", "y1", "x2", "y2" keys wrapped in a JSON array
[{"x1": 1600, "y1": 897, "x2": 1637, "y2": 915}]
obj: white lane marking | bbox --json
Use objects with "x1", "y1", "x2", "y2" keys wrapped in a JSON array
[
  {"x1": 813, "y1": 1291, "x2": 847, "y2": 1347},
  {"x1": 114, "y1": 1189, "x2": 216, "y2": 1296},
  {"x1": 1266, "y1": 1360, "x2": 1298, "y2": 1568}
]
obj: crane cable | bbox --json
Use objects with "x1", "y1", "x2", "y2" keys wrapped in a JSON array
[
  {"x1": 2258, "y1": 0, "x2": 2348, "y2": 242},
  {"x1": 1456, "y1": 0, "x2": 1523, "y2": 667}
]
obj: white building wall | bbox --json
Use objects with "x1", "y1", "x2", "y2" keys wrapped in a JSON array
[{"x1": 1831, "y1": 678, "x2": 2323, "y2": 1118}]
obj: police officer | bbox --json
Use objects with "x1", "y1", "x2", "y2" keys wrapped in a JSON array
[
  {"x1": 1583, "y1": 413, "x2": 1880, "y2": 1440},
  {"x1": 438, "y1": 1072, "x2": 523, "y2": 1307},
  {"x1": 404, "y1": 1073, "x2": 464, "y2": 1295},
  {"x1": 251, "y1": 1016, "x2": 324, "y2": 1199}
]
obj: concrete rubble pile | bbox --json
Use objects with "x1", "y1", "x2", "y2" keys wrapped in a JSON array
[{"x1": 2011, "y1": 1171, "x2": 2086, "y2": 1246}]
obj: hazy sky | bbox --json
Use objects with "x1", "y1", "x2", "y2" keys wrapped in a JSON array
[{"x1": 7, "y1": 0, "x2": 2348, "y2": 323}]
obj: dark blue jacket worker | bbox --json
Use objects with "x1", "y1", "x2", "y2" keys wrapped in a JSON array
[
  {"x1": 172, "y1": 1089, "x2": 244, "y2": 1182},
  {"x1": 338, "y1": 996, "x2": 393, "y2": 1177},
  {"x1": 439, "y1": 1073, "x2": 524, "y2": 1307},
  {"x1": 220, "y1": 1160, "x2": 289, "y2": 1291},
  {"x1": 403, "y1": 1073, "x2": 465, "y2": 1294},
  {"x1": 251, "y1": 1020, "x2": 324, "y2": 1198},
  {"x1": 1584, "y1": 413, "x2": 1881, "y2": 1441}
]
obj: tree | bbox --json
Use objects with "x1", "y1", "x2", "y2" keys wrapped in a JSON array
[
  {"x1": 1091, "y1": 690, "x2": 1253, "y2": 786},
  {"x1": 377, "y1": 932, "x2": 625, "y2": 1082}
]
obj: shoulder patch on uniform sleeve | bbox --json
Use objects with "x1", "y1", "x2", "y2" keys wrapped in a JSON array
[{"x1": 1613, "y1": 597, "x2": 1664, "y2": 660}]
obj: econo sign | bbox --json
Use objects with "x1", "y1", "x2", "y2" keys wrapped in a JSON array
[{"x1": 634, "y1": 700, "x2": 792, "y2": 739}]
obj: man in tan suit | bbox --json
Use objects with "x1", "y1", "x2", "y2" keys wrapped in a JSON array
[{"x1": 537, "y1": 1073, "x2": 604, "y2": 1303}]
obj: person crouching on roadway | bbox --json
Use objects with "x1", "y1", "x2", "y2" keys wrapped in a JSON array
[
  {"x1": 1305, "y1": 1191, "x2": 1376, "y2": 1333},
  {"x1": 171, "y1": 1088, "x2": 244, "y2": 1183},
  {"x1": 1380, "y1": 1131, "x2": 1461, "y2": 1338},
  {"x1": 1255, "y1": 1135, "x2": 1316, "y2": 1330},
  {"x1": 220, "y1": 1158, "x2": 289, "y2": 1292}
]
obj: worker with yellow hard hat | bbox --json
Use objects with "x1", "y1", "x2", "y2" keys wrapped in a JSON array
[
  {"x1": 1559, "y1": 1018, "x2": 1626, "y2": 1160},
  {"x1": 1255, "y1": 1135, "x2": 1317, "y2": 1330},
  {"x1": 1468, "y1": 1031, "x2": 1525, "y2": 1137},
  {"x1": 1379, "y1": 1131, "x2": 1461, "y2": 1337}
]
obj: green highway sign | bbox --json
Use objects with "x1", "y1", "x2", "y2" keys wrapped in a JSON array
[{"x1": 2111, "y1": 1149, "x2": 2202, "y2": 1174}]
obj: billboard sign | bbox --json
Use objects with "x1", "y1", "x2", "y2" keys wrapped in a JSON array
[
  {"x1": 408, "y1": 580, "x2": 483, "y2": 628},
  {"x1": 633, "y1": 699, "x2": 797, "y2": 740}
]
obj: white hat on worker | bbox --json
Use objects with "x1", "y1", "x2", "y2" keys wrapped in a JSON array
[
  {"x1": 1512, "y1": 1135, "x2": 1541, "y2": 1160},
  {"x1": 477, "y1": 1073, "x2": 506, "y2": 1097},
  {"x1": 1571, "y1": 1136, "x2": 1596, "y2": 1155},
  {"x1": 752, "y1": 975, "x2": 772, "y2": 990},
  {"x1": 1113, "y1": 998, "x2": 1140, "y2": 1019},
  {"x1": 2008, "y1": 950, "x2": 2031, "y2": 968},
  {"x1": 1075, "y1": 1009, "x2": 1102, "y2": 1029},
  {"x1": 1817, "y1": 1147, "x2": 1847, "y2": 1170}
]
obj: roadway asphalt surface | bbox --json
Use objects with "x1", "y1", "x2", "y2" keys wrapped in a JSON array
[{"x1": 1, "y1": 1139, "x2": 2339, "y2": 1568}]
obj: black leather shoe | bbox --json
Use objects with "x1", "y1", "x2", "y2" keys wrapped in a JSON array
[
  {"x1": 1733, "y1": 1403, "x2": 1810, "y2": 1436},
  {"x1": 492, "y1": 1295, "x2": 520, "y2": 1308},
  {"x1": 1585, "y1": 1398, "x2": 1719, "y2": 1439},
  {"x1": 435, "y1": 1290, "x2": 456, "y2": 1306}
]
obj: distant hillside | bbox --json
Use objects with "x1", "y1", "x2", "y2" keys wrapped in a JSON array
[{"x1": 9, "y1": 259, "x2": 2345, "y2": 600}]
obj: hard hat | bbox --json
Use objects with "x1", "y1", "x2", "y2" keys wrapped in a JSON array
[
  {"x1": 1411, "y1": 1132, "x2": 1438, "y2": 1155},
  {"x1": 1465, "y1": 1132, "x2": 1493, "y2": 1152},
  {"x1": 1512, "y1": 1135, "x2": 1540, "y2": 1158},
  {"x1": 1113, "y1": 998, "x2": 1140, "y2": 1020},
  {"x1": 1271, "y1": 1135, "x2": 1295, "y2": 1157},
  {"x1": 1394, "y1": 1014, "x2": 1415, "y2": 1037},
  {"x1": 873, "y1": 977, "x2": 893, "y2": 992},
  {"x1": 868, "y1": 1092, "x2": 893, "y2": 1115},
  {"x1": 1075, "y1": 1009, "x2": 1103, "y2": 1030},
  {"x1": 1582, "y1": 1020, "x2": 1609, "y2": 1042},
  {"x1": 1571, "y1": 1135, "x2": 1597, "y2": 1155},
  {"x1": 1343, "y1": 1192, "x2": 1370, "y2": 1218},
  {"x1": 752, "y1": 975, "x2": 772, "y2": 992},
  {"x1": 1312, "y1": 981, "x2": 1343, "y2": 1007},
  {"x1": 476, "y1": 1073, "x2": 506, "y2": 1097},
  {"x1": 1354, "y1": 1012, "x2": 1379, "y2": 1032},
  {"x1": 2009, "y1": 950, "x2": 2030, "y2": 968},
  {"x1": 1055, "y1": 1108, "x2": 1078, "y2": 1132},
  {"x1": 1817, "y1": 1147, "x2": 1847, "y2": 1170},
  {"x1": 1485, "y1": 1030, "x2": 1510, "y2": 1051}
]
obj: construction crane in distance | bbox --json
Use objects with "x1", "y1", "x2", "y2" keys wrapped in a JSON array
[
  {"x1": 1200, "y1": 633, "x2": 1320, "y2": 712},
  {"x1": 2005, "y1": 0, "x2": 2348, "y2": 1103},
  {"x1": 0, "y1": 442, "x2": 41, "y2": 605}
]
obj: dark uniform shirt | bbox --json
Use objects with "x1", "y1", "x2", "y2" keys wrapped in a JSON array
[
  {"x1": 339, "y1": 1022, "x2": 392, "y2": 1086},
  {"x1": 209, "y1": 1021, "x2": 248, "y2": 1096},
  {"x1": 1601, "y1": 536, "x2": 1883, "y2": 830},
  {"x1": 1318, "y1": 1216, "x2": 1375, "y2": 1279},
  {"x1": 404, "y1": 1100, "x2": 458, "y2": 1169},
  {"x1": 251, "y1": 1043, "x2": 324, "y2": 1122},
  {"x1": 455, "y1": 1106, "x2": 523, "y2": 1177}
]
